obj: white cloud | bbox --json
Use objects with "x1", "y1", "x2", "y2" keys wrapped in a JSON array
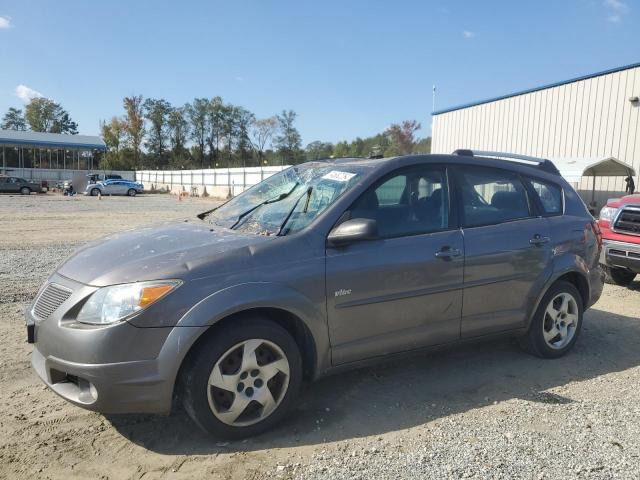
[
  {"x1": 0, "y1": 15, "x2": 11, "y2": 29},
  {"x1": 15, "y1": 84, "x2": 43, "y2": 103},
  {"x1": 235, "y1": 76, "x2": 246, "y2": 82},
  {"x1": 463, "y1": 30, "x2": 475, "y2": 39},
  {"x1": 604, "y1": 0, "x2": 629, "y2": 22}
]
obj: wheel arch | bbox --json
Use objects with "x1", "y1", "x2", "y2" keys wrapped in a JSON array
[
  {"x1": 179, "y1": 307, "x2": 318, "y2": 381},
  {"x1": 526, "y1": 265, "x2": 590, "y2": 330}
]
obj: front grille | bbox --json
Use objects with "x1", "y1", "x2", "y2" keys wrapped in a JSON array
[
  {"x1": 613, "y1": 207, "x2": 640, "y2": 236},
  {"x1": 32, "y1": 283, "x2": 72, "y2": 320}
]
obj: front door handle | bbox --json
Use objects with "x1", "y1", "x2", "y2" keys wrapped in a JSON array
[
  {"x1": 434, "y1": 246, "x2": 462, "y2": 259},
  {"x1": 530, "y1": 234, "x2": 551, "y2": 246}
]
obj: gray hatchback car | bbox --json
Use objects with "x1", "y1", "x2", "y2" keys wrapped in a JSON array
[{"x1": 27, "y1": 152, "x2": 604, "y2": 438}]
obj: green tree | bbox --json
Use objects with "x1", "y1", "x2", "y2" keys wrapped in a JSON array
[
  {"x1": 25, "y1": 98, "x2": 78, "y2": 134},
  {"x1": 305, "y1": 141, "x2": 333, "y2": 160},
  {"x1": 385, "y1": 120, "x2": 421, "y2": 155},
  {"x1": 167, "y1": 107, "x2": 190, "y2": 165},
  {"x1": 221, "y1": 104, "x2": 239, "y2": 166},
  {"x1": 235, "y1": 107, "x2": 255, "y2": 167},
  {"x1": 186, "y1": 98, "x2": 209, "y2": 167},
  {"x1": 1, "y1": 107, "x2": 27, "y2": 130},
  {"x1": 206, "y1": 97, "x2": 225, "y2": 167},
  {"x1": 274, "y1": 110, "x2": 302, "y2": 164},
  {"x1": 413, "y1": 136, "x2": 432, "y2": 153},
  {"x1": 100, "y1": 117, "x2": 126, "y2": 154},
  {"x1": 143, "y1": 98, "x2": 172, "y2": 165},
  {"x1": 123, "y1": 95, "x2": 145, "y2": 167}
]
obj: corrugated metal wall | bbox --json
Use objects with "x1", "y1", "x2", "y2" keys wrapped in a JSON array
[{"x1": 432, "y1": 65, "x2": 640, "y2": 207}]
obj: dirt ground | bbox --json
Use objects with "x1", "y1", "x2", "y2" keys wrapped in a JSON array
[{"x1": 1, "y1": 193, "x2": 639, "y2": 479}]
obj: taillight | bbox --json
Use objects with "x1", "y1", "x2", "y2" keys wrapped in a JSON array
[{"x1": 590, "y1": 220, "x2": 603, "y2": 251}]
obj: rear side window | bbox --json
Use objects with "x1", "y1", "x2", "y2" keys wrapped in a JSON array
[
  {"x1": 527, "y1": 178, "x2": 563, "y2": 215},
  {"x1": 458, "y1": 168, "x2": 531, "y2": 227}
]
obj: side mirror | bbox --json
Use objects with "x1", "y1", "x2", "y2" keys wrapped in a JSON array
[{"x1": 327, "y1": 218, "x2": 378, "y2": 247}]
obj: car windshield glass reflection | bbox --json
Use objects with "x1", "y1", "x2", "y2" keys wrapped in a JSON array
[{"x1": 204, "y1": 164, "x2": 367, "y2": 235}]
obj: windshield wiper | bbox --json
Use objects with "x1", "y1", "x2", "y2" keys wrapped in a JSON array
[
  {"x1": 277, "y1": 186, "x2": 313, "y2": 236},
  {"x1": 229, "y1": 182, "x2": 300, "y2": 230}
]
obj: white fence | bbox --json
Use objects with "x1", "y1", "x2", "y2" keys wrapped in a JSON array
[{"x1": 136, "y1": 166, "x2": 290, "y2": 198}]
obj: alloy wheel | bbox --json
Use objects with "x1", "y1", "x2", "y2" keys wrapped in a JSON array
[
  {"x1": 207, "y1": 339, "x2": 290, "y2": 427},
  {"x1": 542, "y1": 292, "x2": 579, "y2": 349}
]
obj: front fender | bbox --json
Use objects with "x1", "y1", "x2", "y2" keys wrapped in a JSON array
[{"x1": 153, "y1": 282, "x2": 330, "y2": 411}]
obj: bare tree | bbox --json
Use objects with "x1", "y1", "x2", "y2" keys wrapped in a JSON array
[{"x1": 250, "y1": 116, "x2": 278, "y2": 165}]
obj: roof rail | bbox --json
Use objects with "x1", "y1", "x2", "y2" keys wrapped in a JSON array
[{"x1": 452, "y1": 149, "x2": 560, "y2": 175}]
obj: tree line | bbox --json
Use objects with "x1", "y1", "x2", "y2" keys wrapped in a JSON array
[{"x1": 2, "y1": 96, "x2": 431, "y2": 170}]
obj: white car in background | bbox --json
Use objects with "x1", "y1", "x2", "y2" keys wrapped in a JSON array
[{"x1": 84, "y1": 179, "x2": 144, "y2": 197}]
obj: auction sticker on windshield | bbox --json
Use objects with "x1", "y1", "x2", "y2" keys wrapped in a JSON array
[{"x1": 322, "y1": 171, "x2": 357, "y2": 182}]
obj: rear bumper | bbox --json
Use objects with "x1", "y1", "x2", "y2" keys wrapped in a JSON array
[{"x1": 600, "y1": 239, "x2": 640, "y2": 273}]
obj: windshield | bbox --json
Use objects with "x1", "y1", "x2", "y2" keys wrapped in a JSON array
[{"x1": 203, "y1": 164, "x2": 368, "y2": 235}]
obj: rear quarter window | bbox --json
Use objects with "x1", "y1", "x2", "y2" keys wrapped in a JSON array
[{"x1": 527, "y1": 178, "x2": 563, "y2": 215}]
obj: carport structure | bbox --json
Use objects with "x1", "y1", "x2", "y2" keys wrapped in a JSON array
[
  {"x1": 0, "y1": 130, "x2": 107, "y2": 173},
  {"x1": 550, "y1": 156, "x2": 637, "y2": 206}
]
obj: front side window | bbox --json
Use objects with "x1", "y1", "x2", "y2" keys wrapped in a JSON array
[
  {"x1": 528, "y1": 178, "x2": 563, "y2": 215},
  {"x1": 349, "y1": 166, "x2": 449, "y2": 238},
  {"x1": 204, "y1": 164, "x2": 369, "y2": 235},
  {"x1": 459, "y1": 168, "x2": 531, "y2": 227}
]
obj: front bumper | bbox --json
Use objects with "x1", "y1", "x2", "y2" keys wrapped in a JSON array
[
  {"x1": 600, "y1": 239, "x2": 640, "y2": 273},
  {"x1": 26, "y1": 273, "x2": 207, "y2": 415},
  {"x1": 31, "y1": 346, "x2": 170, "y2": 414}
]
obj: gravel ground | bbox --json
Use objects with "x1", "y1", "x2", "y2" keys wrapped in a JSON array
[{"x1": 1, "y1": 192, "x2": 639, "y2": 479}]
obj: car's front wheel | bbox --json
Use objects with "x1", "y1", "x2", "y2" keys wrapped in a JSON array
[
  {"x1": 91, "y1": 188, "x2": 100, "y2": 196},
  {"x1": 127, "y1": 188, "x2": 137, "y2": 197},
  {"x1": 519, "y1": 281, "x2": 583, "y2": 358},
  {"x1": 20, "y1": 187, "x2": 31, "y2": 195},
  {"x1": 603, "y1": 265, "x2": 636, "y2": 286},
  {"x1": 181, "y1": 317, "x2": 302, "y2": 439}
]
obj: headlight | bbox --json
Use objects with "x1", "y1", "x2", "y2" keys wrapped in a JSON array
[
  {"x1": 76, "y1": 280, "x2": 181, "y2": 325},
  {"x1": 599, "y1": 206, "x2": 617, "y2": 222}
]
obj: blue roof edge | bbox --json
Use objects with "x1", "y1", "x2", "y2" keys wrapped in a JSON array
[
  {"x1": 432, "y1": 61, "x2": 640, "y2": 116},
  {"x1": 0, "y1": 138, "x2": 106, "y2": 150}
]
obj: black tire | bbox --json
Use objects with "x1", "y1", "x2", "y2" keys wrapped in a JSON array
[
  {"x1": 20, "y1": 187, "x2": 31, "y2": 195},
  {"x1": 127, "y1": 188, "x2": 137, "y2": 197},
  {"x1": 603, "y1": 265, "x2": 636, "y2": 286},
  {"x1": 91, "y1": 188, "x2": 100, "y2": 196},
  {"x1": 519, "y1": 281, "x2": 584, "y2": 358},
  {"x1": 180, "y1": 317, "x2": 302, "y2": 439}
]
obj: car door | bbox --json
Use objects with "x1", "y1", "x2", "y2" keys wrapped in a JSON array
[
  {"x1": 326, "y1": 164, "x2": 464, "y2": 365},
  {"x1": 454, "y1": 166, "x2": 553, "y2": 338},
  {"x1": 103, "y1": 181, "x2": 121, "y2": 195},
  {"x1": 6, "y1": 177, "x2": 21, "y2": 193}
]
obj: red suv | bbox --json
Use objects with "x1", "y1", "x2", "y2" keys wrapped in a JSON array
[{"x1": 598, "y1": 194, "x2": 640, "y2": 286}]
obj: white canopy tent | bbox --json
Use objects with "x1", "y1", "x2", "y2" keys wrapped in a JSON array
[{"x1": 549, "y1": 156, "x2": 636, "y2": 205}]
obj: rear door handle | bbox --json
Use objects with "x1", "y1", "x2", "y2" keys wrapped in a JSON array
[
  {"x1": 530, "y1": 234, "x2": 551, "y2": 246},
  {"x1": 434, "y1": 247, "x2": 462, "y2": 259}
]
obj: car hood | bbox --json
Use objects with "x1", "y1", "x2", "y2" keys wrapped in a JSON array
[
  {"x1": 607, "y1": 194, "x2": 640, "y2": 208},
  {"x1": 57, "y1": 221, "x2": 273, "y2": 286}
]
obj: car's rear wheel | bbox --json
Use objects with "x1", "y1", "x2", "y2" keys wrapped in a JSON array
[
  {"x1": 519, "y1": 281, "x2": 583, "y2": 358},
  {"x1": 91, "y1": 188, "x2": 100, "y2": 196},
  {"x1": 181, "y1": 317, "x2": 302, "y2": 439},
  {"x1": 127, "y1": 188, "x2": 136, "y2": 197},
  {"x1": 603, "y1": 265, "x2": 636, "y2": 286},
  {"x1": 20, "y1": 187, "x2": 31, "y2": 195}
]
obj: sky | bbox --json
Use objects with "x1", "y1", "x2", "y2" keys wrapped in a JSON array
[{"x1": 0, "y1": 0, "x2": 638, "y2": 145}]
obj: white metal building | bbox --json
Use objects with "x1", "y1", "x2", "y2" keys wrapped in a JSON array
[{"x1": 431, "y1": 62, "x2": 640, "y2": 207}]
